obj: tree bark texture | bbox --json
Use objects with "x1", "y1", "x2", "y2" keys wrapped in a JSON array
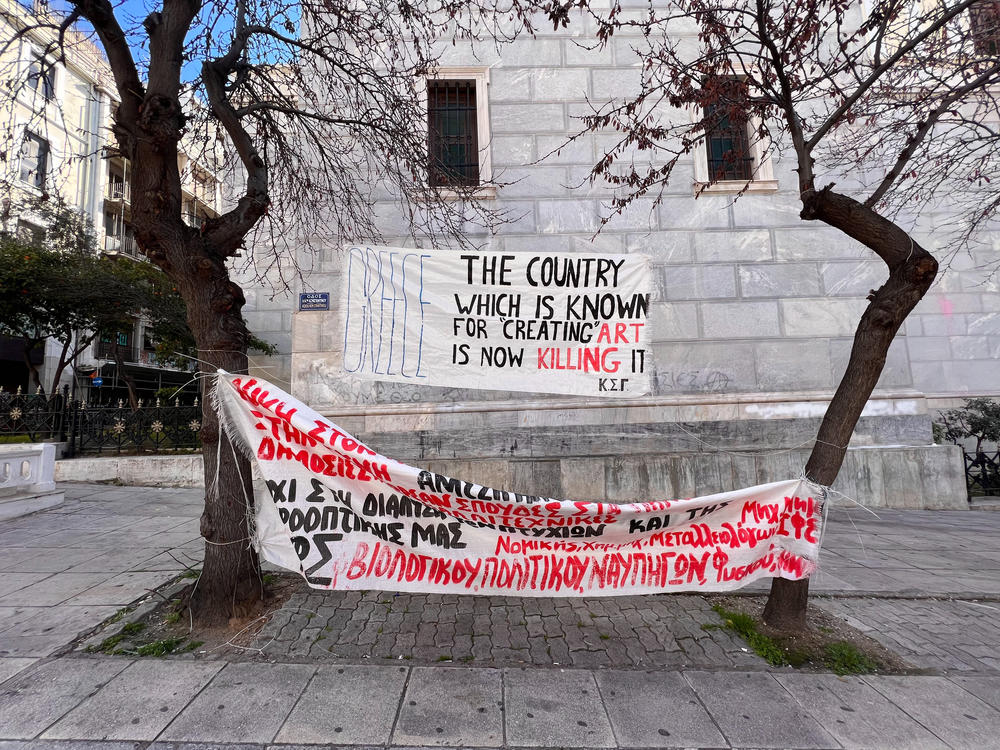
[
  {"x1": 763, "y1": 187, "x2": 938, "y2": 631},
  {"x1": 124, "y1": 91, "x2": 261, "y2": 628},
  {"x1": 182, "y1": 251, "x2": 262, "y2": 626},
  {"x1": 48, "y1": 333, "x2": 73, "y2": 397}
]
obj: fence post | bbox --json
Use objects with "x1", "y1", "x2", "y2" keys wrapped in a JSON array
[
  {"x1": 65, "y1": 400, "x2": 77, "y2": 458},
  {"x1": 58, "y1": 385, "x2": 70, "y2": 443}
]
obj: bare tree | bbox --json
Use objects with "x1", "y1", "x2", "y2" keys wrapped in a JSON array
[
  {"x1": 536, "y1": 0, "x2": 1000, "y2": 628},
  {"x1": 0, "y1": 0, "x2": 532, "y2": 625}
]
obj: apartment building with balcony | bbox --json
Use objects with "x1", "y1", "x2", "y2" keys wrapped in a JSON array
[{"x1": 0, "y1": 0, "x2": 221, "y2": 400}]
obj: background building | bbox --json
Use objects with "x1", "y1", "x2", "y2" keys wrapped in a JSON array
[{"x1": 0, "y1": 0, "x2": 221, "y2": 401}]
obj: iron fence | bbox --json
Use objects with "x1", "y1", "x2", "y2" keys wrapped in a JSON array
[
  {"x1": 0, "y1": 386, "x2": 68, "y2": 442},
  {"x1": 965, "y1": 451, "x2": 1000, "y2": 498},
  {"x1": 0, "y1": 386, "x2": 202, "y2": 455}
]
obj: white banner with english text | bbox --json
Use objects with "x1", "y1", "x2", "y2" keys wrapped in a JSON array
[
  {"x1": 339, "y1": 246, "x2": 652, "y2": 397},
  {"x1": 214, "y1": 373, "x2": 823, "y2": 596}
]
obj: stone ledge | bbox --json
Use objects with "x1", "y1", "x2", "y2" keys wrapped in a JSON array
[
  {"x1": 52, "y1": 444, "x2": 966, "y2": 511},
  {"x1": 420, "y1": 444, "x2": 967, "y2": 511},
  {"x1": 312, "y1": 386, "x2": 929, "y2": 419},
  {"x1": 352, "y1": 415, "x2": 934, "y2": 459},
  {"x1": 55, "y1": 454, "x2": 205, "y2": 488}
]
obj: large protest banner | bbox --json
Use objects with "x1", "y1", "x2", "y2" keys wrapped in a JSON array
[
  {"x1": 215, "y1": 373, "x2": 823, "y2": 595},
  {"x1": 340, "y1": 245, "x2": 652, "y2": 397}
]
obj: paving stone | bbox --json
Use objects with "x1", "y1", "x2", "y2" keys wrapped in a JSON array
[
  {"x1": 815, "y1": 598, "x2": 1000, "y2": 673},
  {"x1": 0, "y1": 742, "x2": 144, "y2": 749},
  {"x1": 0, "y1": 657, "x2": 132, "y2": 739},
  {"x1": 953, "y1": 675, "x2": 1000, "y2": 711},
  {"x1": 43, "y1": 660, "x2": 224, "y2": 741},
  {"x1": 0, "y1": 573, "x2": 111, "y2": 607},
  {"x1": 0, "y1": 633, "x2": 79, "y2": 658},
  {"x1": 393, "y1": 667, "x2": 502, "y2": 747},
  {"x1": 504, "y1": 668, "x2": 614, "y2": 748},
  {"x1": 776, "y1": 673, "x2": 942, "y2": 750},
  {"x1": 685, "y1": 671, "x2": 838, "y2": 749},
  {"x1": 864, "y1": 675, "x2": 1000, "y2": 750},
  {"x1": 0, "y1": 658, "x2": 37, "y2": 686},
  {"x1": 0, "y1": 574, "x2": 58, "y2": 600},
  {"x1": 596, "y1": 669, "x2": 726, "y2": 748},
  {"x1": 4, "y1": 605, "x2": 120, "y2": 637},
  {"x1": 5, "y1": 548, "x2": 106, "y2": 573},
  {"x1": 158, "y1": 663, "x2": 315, "y2": 744},
  {"x1": 61, "y1": 549, "x2": 170, "y2": 575},
  {"x1": 64, "y1": 572, "x2": 173, "y2": 606},
  {"x1": 275, "y1": 664, "x2": 407, "y2": 745}
]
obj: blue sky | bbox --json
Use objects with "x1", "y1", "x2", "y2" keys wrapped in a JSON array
[{"x1": 61, "y1": 0, "x2": 237, "y2": 82}]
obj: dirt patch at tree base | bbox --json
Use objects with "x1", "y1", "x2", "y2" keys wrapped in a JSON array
[
  {"x1": 710, "y1": 595, "x2": 911, "y2": 674},
  {"x1": 77, "y1": 572, "x2": 302, "y2": 658}
]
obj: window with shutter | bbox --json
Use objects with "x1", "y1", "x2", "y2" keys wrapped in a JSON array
[{"x1": 19, "y1": 132, "x2": 49, "y2": 189}]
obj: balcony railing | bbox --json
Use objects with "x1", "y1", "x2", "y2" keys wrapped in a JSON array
[
  {"x1": 96, "y1": 340, "x2": 137, "y2": 362},
  {"x1": 104, "y1": 233, "x2": 139, "y2": 257},
  {"x1": 106, "y1": 181, "x2": 130, "y2": 202},
  {"x1": 95, "y1": 342, "x2": 167, "y2": 367}
]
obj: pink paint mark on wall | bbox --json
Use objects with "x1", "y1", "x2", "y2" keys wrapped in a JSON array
[{"x1": 939, "y1": 297, "x2": 954, "y2": 317}]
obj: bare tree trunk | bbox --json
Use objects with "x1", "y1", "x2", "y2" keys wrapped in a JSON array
[
  {"x1": 763, "y1": 188, "x2": 938, "y2": 631},
  {"x1": 182, "y1": 250, "x2": 262, "y2": 626},
  {"x1": 47, "y1": 333, "x2": 73, "y2": 397},
  {"x1": 52, "y1": 332, "x2": 99, "y2": 404}
]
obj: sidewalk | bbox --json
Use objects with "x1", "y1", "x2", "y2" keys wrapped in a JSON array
[{"x1": 0, "y1": 483, "x2": 998, "y2": 749}]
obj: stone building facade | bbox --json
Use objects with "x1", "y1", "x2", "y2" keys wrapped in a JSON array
[{"x1": 238, "y1": 19, "x2": 998, "y2": 509}]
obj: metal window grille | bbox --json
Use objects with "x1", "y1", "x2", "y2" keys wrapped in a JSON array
[
  {"x1": 970, "y1": 1, "x2": 1000, "y2": 56},
  {"x1": 704, "y1": 102, "x2": 753, "y2": 182},
  {"x1": 427, "y1": 79, "x2": 480, "y2": 187}
]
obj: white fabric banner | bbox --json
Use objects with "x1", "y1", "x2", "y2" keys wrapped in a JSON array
[
  {"x1": 215, "y1": 373, "x2": 823, "y2": 596},
  {"x1": 339, "y1": 245, "x2": 653, "y2": 397}
]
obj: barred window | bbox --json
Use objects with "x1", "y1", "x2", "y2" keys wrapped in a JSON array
[
  {"x1": 427, "y1": 79, "x2": 480, "y2": 187},
  {"x1": 703, "y1": 99, "x2": 753, "y2": 183},
  {"x1": 970, "y1": 0, "x2": 1000, "y2": 56}
]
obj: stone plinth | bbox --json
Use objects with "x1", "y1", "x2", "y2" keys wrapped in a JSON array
[{"x1": 0, "y1": 443, "x2": 65, "y2": 520}]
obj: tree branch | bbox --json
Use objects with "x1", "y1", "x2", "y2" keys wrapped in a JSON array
[
  {"x1": 200, "y1": 0, "x2": 268, "y2": 254},
  {"x1": 145, "y1": 0, "x2": 201, "y2": 97},
  {"x1": 754, "y1": 0, "x2": 813, "y2": 192},
  {"x1": 864, "y1": 62, "x2": 1000, "y2": 207},
  {"x1": 69, "y1": 0, "x2": 145, "y2": 121},
  {"x1": 805, "y1": 0, "x2": 980, "y2": 151}
]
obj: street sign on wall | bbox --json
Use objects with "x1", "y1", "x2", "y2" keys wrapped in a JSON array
[{"x1": 299, "y1": 292, "x2": 330, "y2": 311}]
